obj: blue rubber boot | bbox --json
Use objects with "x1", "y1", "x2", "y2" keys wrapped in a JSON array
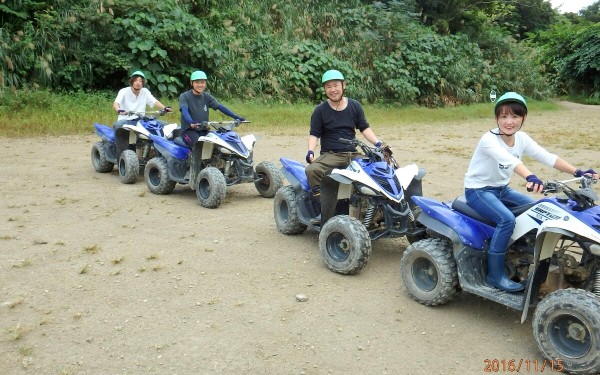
[{"x1": 486, "y1": 252, "x2": 524, "y2": 292}]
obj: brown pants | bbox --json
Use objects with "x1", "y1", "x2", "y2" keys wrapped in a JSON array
[{"x1": 305, "y1": 151, "x2": 360, "y2": 188}]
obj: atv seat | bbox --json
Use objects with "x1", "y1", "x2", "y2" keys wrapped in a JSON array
[
  {"x1": 173, "y1": 136, "x2": 189, "y2": 148},
  {"x1": 170, "y1": 127, "x2": 182, "y2": 139},
  {"x1": 451, "y1": 196, "x2": 536, "y2": 227}
]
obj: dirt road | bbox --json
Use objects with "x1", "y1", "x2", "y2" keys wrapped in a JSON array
[{"x1": 1, "y1": 102, "x2": 599, "y2": 374}]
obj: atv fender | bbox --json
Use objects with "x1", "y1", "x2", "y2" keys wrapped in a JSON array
[
  {"x1": 395, "y1": 164, "x2": 420, "y2": 190},
  {"x1": 412, "y1": 196, "x2": 494, "y2": 250},
  {"x1": 199, "y1": 141, "x2": 215, "y2": 160},
  {"x1": 149, "y1": 134, "x2": 190, "y2": 161},
  {"x1": 325, "y1": 173, "x2": 357, "y2": 201},
  {"x1": 163, "y1": 123, "x2": 179, "y2": 139},
  {"x1": 241, "y1": 134, "x2": 256, "y2": 152},
  {"x1": 280, "y1": 158, "x2": 310, "y2": 192},
  {"x1": 520, "y1": 229, "x2": 567, "y2": 323},
  {"x1": 115, "y1": 127, "x2": 132, "y2": 158},
  {"x1": 198, "y1": 132, "x2": 250, "y2": 159},
  {"x1": 122, "y1": 123, "x2": 151, "y2": 139},
  {"x1": 94, "y1": 123, "x2": 115, "y2": 143},
  {"x1": 330, "y1": 165, "x2": 402, "y2": 203}
]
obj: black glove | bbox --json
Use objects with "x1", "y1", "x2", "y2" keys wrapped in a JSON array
[
  {"x1": 117, "y1": 109, "x2": 126, "y2": 114},
  {"x1": 306, "y1": 150, "x2": 314, "y2": 164},
  {"x1": 574, "y1": 168, "x2": 596, "y2": 177}
]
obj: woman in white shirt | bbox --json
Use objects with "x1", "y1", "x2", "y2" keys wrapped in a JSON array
[
  {"x1": 464, "y1": 92, "x2": 597, "y2": 292},
  {"x1": 112, "y1": 70, "x2": 171, "y2": 129}
]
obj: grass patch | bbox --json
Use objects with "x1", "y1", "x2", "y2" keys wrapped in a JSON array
[
  {"x1": 83, "y1": 244, "x2": 101, "y2": 254},
  {"x1": 4, "y1": 296, "x2": 25, "y2": 308},
  {"x1": 8, "y1": 323, "x2": 28, "y2": 340},
  {"x1": 79, "y1": 264, "x2": 91, "y2": 274},
  {"x1": 0, "y1": 90, "x2": 565, "y2": 137},
  {"x1": 12, "y1": 259, "x2": 32, "y2": 268},
  {"x1": 19, "y1": 345, "x2": 32, "y2": 356}
]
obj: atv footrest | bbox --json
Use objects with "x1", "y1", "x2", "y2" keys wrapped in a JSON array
[
  {"x1": 456, "y1": 246, "x2": 525, "y2": 311},
  {"x1": 461, "y1": 282, "x2": 525, "y2": 311}
]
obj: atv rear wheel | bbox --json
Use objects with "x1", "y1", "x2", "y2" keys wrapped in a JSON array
[
  {"x1": 118, "y1": 149, "x2": 139, "y2": 184},
  {"x1": 254, "y1": 161, "x2": 284, "y2": 198},
  {"x1": 401, "y1": 238, "x2": 458, "y2": 306},
  {"x1": 274, "y1": 186, "x2": 307, "y2": 235},
  {"x1": 532, "y1": 289, "x2": 600, "y2": 375},
  {"x1": 319, "y1": 215, "x2": 371, "y2": 275},
  {"x1": 145, "y1": 157, "x2": 176, "y2": 195},
  {"x1": 91, "y1": 142, "x2": 114, "y2": 173},
  {"x1": 196, "y1": 167, "x2": 226, "y2": 208}
]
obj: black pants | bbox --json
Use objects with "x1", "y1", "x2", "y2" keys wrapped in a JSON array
[
  {"x1": 320, "y1": 176, "x2": 340, "y2": 225},
  {"x1": 182, "y1": 129, "x2": 209, "y2": 148}
]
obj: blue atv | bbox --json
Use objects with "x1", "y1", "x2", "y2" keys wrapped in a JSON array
[
  {"x1": 145, "y1": 120, "x2": 283, "y2": 208},
  {"x1": 401, "y1": 176, "x2": 600, "y2": 374},
  {"x1": 274, "y1": 138, "x2": 426, "y2": 274},
  {"x1": 90, "y1": 110, "x2": 176, "y2": 183}
]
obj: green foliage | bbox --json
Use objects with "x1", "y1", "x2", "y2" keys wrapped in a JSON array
[
  {"x1": 374, "y1": 32, "x2": 492, "y2": 105},
  {"x1": 0, "y1": 90, "x2": 117, "y2": 136},
  {"x1": 535, "y1": 22, "x2": 600, "y2": 97},
  {"x1": 0, "y1": 0, "x2": 590, "y2": 103}
]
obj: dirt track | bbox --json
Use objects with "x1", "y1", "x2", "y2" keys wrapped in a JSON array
[{"x1": 1, "y1": 102, "x2": 599, "y2": 374}]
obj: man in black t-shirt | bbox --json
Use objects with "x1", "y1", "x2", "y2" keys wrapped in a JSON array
[{"x1": 305, "y1": 69, "x2": 384, "y2": 188}]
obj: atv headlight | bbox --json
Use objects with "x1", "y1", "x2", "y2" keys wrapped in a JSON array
[
  {"x1": 219, "y1": 147, "x2": 233, "y2": 154},
  {"x1": 355, "y1": 183, "x2": 378, "y2": 196},
  {"x1": 590, "y1": 244, "x2": 600, "y2": 256}
]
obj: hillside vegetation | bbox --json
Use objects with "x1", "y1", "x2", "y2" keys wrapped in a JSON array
[{"x1": 1, "y1": 0, "x2": 599, "y2": 104}]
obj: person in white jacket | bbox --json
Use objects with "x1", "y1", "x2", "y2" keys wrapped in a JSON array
[{"x1": 464, "y1": 91, "x2": 597, "y2": 292}]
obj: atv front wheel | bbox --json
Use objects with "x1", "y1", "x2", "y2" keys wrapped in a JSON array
[
  {"x1": 91, "y1": 142, "x2": 114, "y2": 173},
  {"x1": 319, "y1": 215, "x2": 371, "y2": 275},
  {"x1": 145, "y1": 157, "x2": 176, "y2": 195},
  {"x1": 400, "y1": 238, "x2": 458, "y2": 306},
  {"x1": 532, "y1": 289, "x2": 600, "y2": 375},
  {"x1": 254, "y1": 161, "x2": 284, "y2": 198},
  {"x1": 196, "y1": 167, "x2": 226, "y2": 208},
  {"x1": 118, "y1": 149, "x2": 139, "y2": 184},
  {"x1": 274, "y1": 186, "x2": 307, "y2": 235}
]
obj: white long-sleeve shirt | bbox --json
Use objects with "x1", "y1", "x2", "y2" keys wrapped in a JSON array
[
  {"x1": 464, "y1": 130, "x2": 558, "y2": 189},
  {"x1": 114, "y1": 87, "x2": 158, "y2": 121}
]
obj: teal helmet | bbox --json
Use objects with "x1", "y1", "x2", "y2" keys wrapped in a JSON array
[
  {"x1": 494, "y1": 92, "x2": 527, "y2": 114},
  {"x1": 190, "y1": 70, "x2": 208, "y2": 81},
  {"x1": 321, "y1": 70, "x2": 344, "y2": 84},
  {"x1": 131, "y1": 70, "x2": 145, "y2": 79}
]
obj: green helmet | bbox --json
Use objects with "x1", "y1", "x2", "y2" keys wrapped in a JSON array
[
  {"x1": 190, "y1": 70, "x2": 208, "y2": 81},
  {"x1": 321, "y1": 70, "x2": 344, "y2": 84},
  {"x1": 131, "y1": 70, "x2": 145, "y2": 79},
  {"x1": 494, "y1": 92, "x2": 527, "y2": 114}
]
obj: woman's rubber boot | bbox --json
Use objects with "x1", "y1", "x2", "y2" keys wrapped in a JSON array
[{"x1": 486, "y1": 252, "x2": 524, "y2": 292}]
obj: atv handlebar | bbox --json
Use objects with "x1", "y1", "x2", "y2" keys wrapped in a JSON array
[
  {"x1": 123, "y1": 110, "x2": 170, "y2": 119},
  {"x1": 199, "y1": 120, "x2": 251, "y2": 132},
  {"x1": 541, "y1": 176, "x2": 598, "y2": 210},
  {"x1": 543, "y1": 176, "x2": 596, "y2": 193},
  {"x1": 339, "y1": 137, "x2": 397, "y2": 168}
]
